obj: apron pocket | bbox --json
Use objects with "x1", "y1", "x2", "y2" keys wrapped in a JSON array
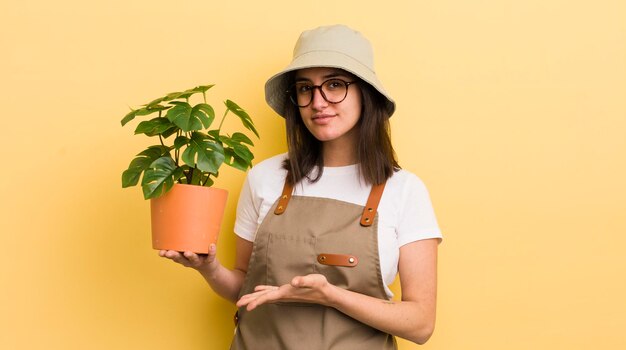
[{"x1": 266, "y1": 232, "x2": 317, "y2": 287}]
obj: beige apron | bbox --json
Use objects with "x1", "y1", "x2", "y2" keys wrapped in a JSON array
[{"x1": 231, "y1": 180, "x2": 397, "y2": 350}]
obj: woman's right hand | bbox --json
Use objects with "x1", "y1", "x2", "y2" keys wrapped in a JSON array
[
  {"x1": 158, "y1": 237, "x2": 253, "y2": 303},
  {"x1": 158, "y1": 243, "x2": 219, "y2": 276}
]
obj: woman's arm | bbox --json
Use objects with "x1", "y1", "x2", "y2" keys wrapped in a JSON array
[
  {"x1": 236, "y1": 238, "x2": 438, "y2": 344},
  {"x1": 160, "y1": 236, "x2": 253, "y2": 303},
  {"x1": 333, "y1": 238, "x2": 438, "y2": 344}
]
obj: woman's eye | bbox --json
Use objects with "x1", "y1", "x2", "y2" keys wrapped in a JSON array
[
  {"x1": 326, "y1": 81, "x2": 343, "y2": 90},
  {"x1": 298, "y1": 85, "x2": 313, "y2": 93}
]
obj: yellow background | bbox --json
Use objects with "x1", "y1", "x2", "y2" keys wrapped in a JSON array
[{"x1": 2, "y1": 1, "x2": 625, "y2": 349}]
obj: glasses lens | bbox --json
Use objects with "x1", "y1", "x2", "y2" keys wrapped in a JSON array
[
  {"x1": 321, "y1": 79, "x2": 348, "y2": 103},
  {"x1": 288, "y1": 79, "x2": 350, "y2": 107},
  {"x1": 292, "y1": 82, "x2": 313, "y2": 107}
]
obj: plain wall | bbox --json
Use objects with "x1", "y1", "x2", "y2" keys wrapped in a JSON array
[{"x1": 1, "y1": 1, "x2": 625, "y2": 349}]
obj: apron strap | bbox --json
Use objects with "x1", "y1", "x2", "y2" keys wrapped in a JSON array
[
  {"x1": 274, "y1": 180, "x2": 294, "y2": 215},
  {"x1": 360, "y1": 182, "x2": 387, "y2": 227},
  {"x1": 274, "y1": 177, "x2": 387, "y2": 226}
]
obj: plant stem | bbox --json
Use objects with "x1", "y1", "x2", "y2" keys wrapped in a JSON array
[
  {"x1": 158, "y1": 134, "x2": 165, "y2": 147},
  {"x1": 217, "y1": 109, "x2": 229, "y2": 134},
  {"x1": 174, "y1": 130, "x2": 180, "y2": 166}
]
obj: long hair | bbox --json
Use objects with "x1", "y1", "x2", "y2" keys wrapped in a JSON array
[{"x1": 282, "y1": 71, "x2": 400, "y2": 185}]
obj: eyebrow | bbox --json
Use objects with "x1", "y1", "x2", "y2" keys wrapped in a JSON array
[{"x1": 295, "y1": 72, "x2": 348, "y2": 82}]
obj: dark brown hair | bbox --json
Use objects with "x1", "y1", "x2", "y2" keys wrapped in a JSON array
[{"x1": 282, "y1": 71, "x2": 400, "y2": 185}]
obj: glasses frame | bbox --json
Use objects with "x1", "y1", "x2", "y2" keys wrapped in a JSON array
[{"x1": 287, "y1": 78, "x2": 356, "y2": 107}]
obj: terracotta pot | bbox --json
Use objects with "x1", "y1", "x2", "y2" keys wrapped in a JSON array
[{"x1": 150, "y1": 183, "x2": 228, "y2": 254}]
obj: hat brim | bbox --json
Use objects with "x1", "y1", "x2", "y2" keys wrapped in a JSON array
[{"x1": 265, "y1": 50, "x2": 396, "y2": 118}]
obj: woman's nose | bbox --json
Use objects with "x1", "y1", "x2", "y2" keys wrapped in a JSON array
[{"x1": 311, "y1": 87, "x2": 328, "y2": 110}]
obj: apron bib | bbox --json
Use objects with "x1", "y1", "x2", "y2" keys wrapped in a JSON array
[{"x1": 231, "y1": 180, "x2": 397, "y2": 350}]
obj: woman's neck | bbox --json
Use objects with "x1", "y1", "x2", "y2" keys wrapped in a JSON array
[{"x1": 322, "y1": 139, "x2": 358, "y2": 167}]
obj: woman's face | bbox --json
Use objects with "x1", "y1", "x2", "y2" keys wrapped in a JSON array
[{"x1": 294, "y1": 67, "x2": 362, "y2": 145}]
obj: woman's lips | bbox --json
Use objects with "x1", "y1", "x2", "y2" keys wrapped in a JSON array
[{"x1": 312, "y1": 113, "x2": 335, "y2": 124}]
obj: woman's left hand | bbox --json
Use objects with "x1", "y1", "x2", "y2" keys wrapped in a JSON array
[{"x1": 236, "y1": 274, "x2": 336, "y2": 311}]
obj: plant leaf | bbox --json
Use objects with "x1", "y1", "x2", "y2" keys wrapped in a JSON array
[
  {"x1": 191, "y1": 103, "x2": 215, "y2": 128},
  {"x1": 178, "y1": 85, "x2": 215, "y2": 99},
  {"x1": 122, "y1": 145, "x2": 170, "y2": 188},
  {"x1": 219, "y1": 134, "x2": 234, "y2": 148},
  {"x1": 223, "y1": 147, "x2": 234, "y2": 165},
  {"x1": 161, "y1": 127, "x2": 178, "y2": 139},
  {"x1": 177, "y1": 91, "x2": 195, "y2": 100},
  {"x1": 121, "y1": 105, "x2": 170, "y2": 126},
  {"x1": 163, "y1": 91, "x2": 185, "y2": 102},
  {"x1": 174, "y1": 135, "x2": 189, "y2": 150},
  {"x1": 189, "y1": 85, "x2": 215, "y2": 94},
  {"x1": 225, "y1": 100, "x2": 259, "y2": 138},
  {"x1": 134, "y1": 117, "x2": 176, "y2": 137},
  {"x1": 121, "y1": 110, "x2": 139, "y2": 126},
  {"x1": 220, "y1": 133, "x2": 254, "y2": 148},
  {"x1": 230, "y1": 132, "x2": 254, "y2": 146},
  {"x1": 166, "y1": 102, "x2": 204, "y2": 132},
  {"x1": 141, "y1": 156, "x2": 178, "y2": 199},
  {"x1": 231, "y1": 156, "x2": 250, "y2": 171},
  {"x1": 162, "y1": 91, "x2": 193, "y2": 102},
  {"x1": 202, "y1": 174, "x2": 214, "y2": 187},
  {"x1": 145, "y1": 97, "x2": 165, "y2": 107},
  {"x1": 172, "y1": 167, "x2": 185, "y2": 183},
  {"x1": 181, "y1": 132, "x2": 225, "y2": 173},
  {"x1": 224, "y1": 147, "x2": 252, "y2": 171},
  {"x1": 190, "y1": 168, "x2": 203, "y2": 185},
  {"x1": 232, "y1": 144, "x2": 254, "y2": 164},
  {"x1": 177, "y1": 164, "x2": 192, "y2": 184},
  {"x1": 207, "y1": 130, "x2": 221, "y2": 141}
]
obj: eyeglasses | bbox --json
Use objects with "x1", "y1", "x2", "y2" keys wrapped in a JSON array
[{"x1": 287, "y1": 78, "x2": 356, "y2": 107}]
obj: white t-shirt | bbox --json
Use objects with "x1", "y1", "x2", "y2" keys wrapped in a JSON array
[{"x1": 235, "y1": 153, "x2": 442, "y2": 297}]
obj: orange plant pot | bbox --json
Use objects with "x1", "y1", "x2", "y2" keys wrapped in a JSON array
[{"x1": 150, "y1": 184, "x2": 228, "y2": 254}]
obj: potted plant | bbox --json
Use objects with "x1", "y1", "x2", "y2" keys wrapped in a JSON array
[{"x1": 121, "y1": 84, "x2": 258, "y2": 253}]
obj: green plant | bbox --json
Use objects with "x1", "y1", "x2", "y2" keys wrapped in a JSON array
[{"x1": 121, "y1": 84, "x2": 259, "y2": 199}]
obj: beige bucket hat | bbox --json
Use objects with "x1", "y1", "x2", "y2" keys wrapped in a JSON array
[{"x1": 265, "y1": 24, "x2": 396, "y2": 118}]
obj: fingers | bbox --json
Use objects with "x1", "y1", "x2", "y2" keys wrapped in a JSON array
[
  {"x1": 205, "y1": 244, "x2": 217, "y2": 265},
  {"x1": 254, "y1": 285, "x2": 280, "y2": 292},
  {"x1": 183, "y1": 251, "x2": 200, "y2": 264},
  {"x1": 161, "y1": 250, "x2": 181, "y2": 260},
  {"x1": 165, "y1": 250, "x2": 186, "y2": 264},
  {"x1": 158, "y1": 243, "x2": 215, "y2": 259},
  {"x1": 237, "y1": 276, "x2": 330, "y2": 310},
  {"x1": 237, "y1": 286, "x2": 283, "y2": 310},
  {"x1": 208, "y1": 243, "x2": 217, "y2": 256},
  {"x1": 159, "y1": 250, "x2": 197, "y2": 267},
  {"x1": 291, "y1": 276, "x2": 304, "y2": 287},
  {"x1": 291, "y1": 274, "x2": 322, "y2": 288}
]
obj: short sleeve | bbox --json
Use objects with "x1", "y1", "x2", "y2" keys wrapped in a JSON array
[
  {"x1": 233, "y1": 153, "x2": 289, "y2": 242},
  {"x1": 396, "y1": 174, "x2": 442, "y2": 247},
  {"x1": 234, "y1": 174, "x2": 259, "y2": 242}
]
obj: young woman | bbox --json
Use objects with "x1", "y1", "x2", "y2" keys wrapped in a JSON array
[{"x1": 160, "y1": 24, "x2": 442, "y2": 349}]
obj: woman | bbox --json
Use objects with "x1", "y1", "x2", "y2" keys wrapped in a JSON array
[{"x1": 160, "y1": 24, "x2": 442, "y2": 349}]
